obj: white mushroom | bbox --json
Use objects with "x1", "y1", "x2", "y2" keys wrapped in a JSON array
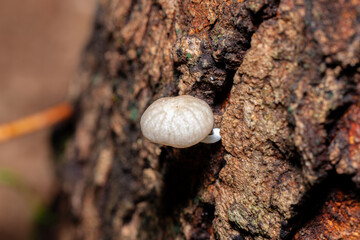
[{"x1": 140, "y1": 95, "x2": 221, "y2": 148}]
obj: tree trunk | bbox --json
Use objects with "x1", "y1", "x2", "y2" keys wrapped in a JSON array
[{"x1": 58, "y1": 0, "x2": 360, "y2": 239}]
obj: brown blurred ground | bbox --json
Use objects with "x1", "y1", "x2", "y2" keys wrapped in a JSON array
[{"x1": 0, "y1": 0, "x2": 96, "y2": 239}]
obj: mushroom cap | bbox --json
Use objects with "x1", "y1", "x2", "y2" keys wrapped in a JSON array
[{"x1": 140, "y1": 95, "x2": 214, "y2": 148}]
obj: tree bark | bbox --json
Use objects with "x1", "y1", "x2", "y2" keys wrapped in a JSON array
[{"x1": 58, "y1": 0, "x2": 360, "y2": 239}]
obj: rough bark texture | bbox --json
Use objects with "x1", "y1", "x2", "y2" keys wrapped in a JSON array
[{"x1": 59, "y1": 0, "x2": 360, "y2": 239}]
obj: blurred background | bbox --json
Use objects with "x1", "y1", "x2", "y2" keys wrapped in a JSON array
[{"x1": 0, "y1": 0, "x2": 96, "y2": 239}]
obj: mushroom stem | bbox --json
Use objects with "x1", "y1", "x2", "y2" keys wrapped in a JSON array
[{"x1": 201, "y1": 128, "x2": 221, "y2": 144}]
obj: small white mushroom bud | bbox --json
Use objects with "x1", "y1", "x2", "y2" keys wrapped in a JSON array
[
  {"x1": 140, "y1": 95, "x2": 221, "y2": 148},
  {"x1": 201, "y1": 128, "x2": 221, "y2": 144}
]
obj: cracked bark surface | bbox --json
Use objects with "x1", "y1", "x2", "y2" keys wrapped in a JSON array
[{"x1": 58, "y1": 0, "x2": 360, "y2": 239}]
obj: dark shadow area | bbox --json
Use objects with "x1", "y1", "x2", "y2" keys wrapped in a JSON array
[
  {"x1": 32, "y1": 191, "x2": 78, "y2": 240},
  {"x1": 50, "y1": 110, "x2": 77, "y2": 161},
  {"x1": 213, "y1": 69, "x2": 236, "y2": 108},
  {"x1": 159, "y1": 141, "x2": 222, "y2": 216},
  {"x1": 324, "y1": 102, "x2": 352, "y2": 139},
  {"x1": 282, "y1": 171, "x2": 360, "y2": 239}
]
